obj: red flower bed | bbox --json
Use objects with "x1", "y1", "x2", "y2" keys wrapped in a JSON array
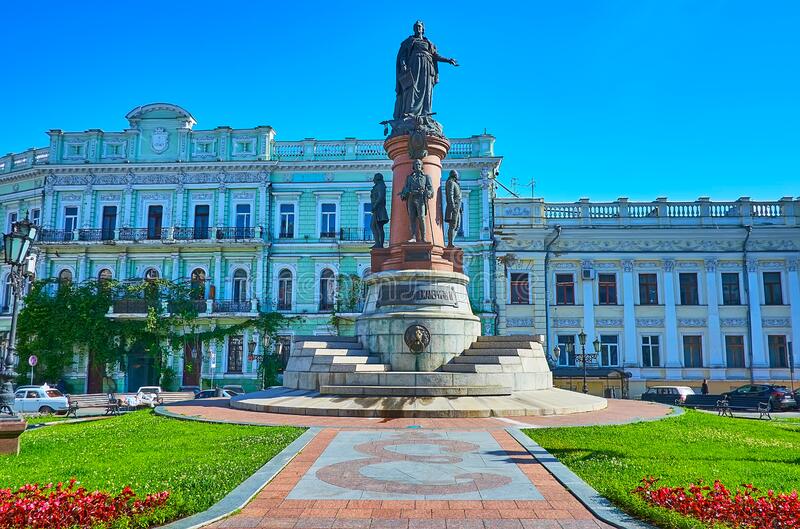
[
  {"x1": 633, "y1": 476, "x2": 800, "y2": 528},
  {"x1": 0, "y1": 479, "x2": 169, "y2": 529}
]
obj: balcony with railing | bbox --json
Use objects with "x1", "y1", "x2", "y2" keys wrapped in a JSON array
[
  {"x1": 38, "y1": 226, "x2": 264, "y2": 245},
  {"x1": 109, "y1": 296, "x2": 257, "y2": 316},
  {"x1": 212, "y1": 300, "x2": 256, "y2": 313},
  {"x1": 496, "y1": 196, "x2": 799, "y2": 228}
]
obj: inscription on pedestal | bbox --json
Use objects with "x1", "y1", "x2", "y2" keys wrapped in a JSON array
[{"x1": 377, "y1": 284, "x2": 458, "y2": 308}]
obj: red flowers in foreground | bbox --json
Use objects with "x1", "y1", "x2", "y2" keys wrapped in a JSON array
[
  {"x1": 633, "y1": 477, "x2": 800, "y2": 528},
  {"x1": 0, "y1": 479, "x2": 169, "y2": 529}
]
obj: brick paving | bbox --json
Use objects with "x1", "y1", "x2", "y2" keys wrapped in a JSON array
[
  {"x1": 163, "y1": 398, "x2": 670, "y2": 430},
  {"x1": 205, "y1": 428, "x2": 617, "y2": 529}
]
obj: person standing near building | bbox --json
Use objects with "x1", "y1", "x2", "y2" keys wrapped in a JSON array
[{"x1": 701, "y1": 379, "x2": 709, "y2": 395}]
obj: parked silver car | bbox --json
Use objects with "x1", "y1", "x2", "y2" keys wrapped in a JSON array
[{"x1": 13, "y1": 385, "x2": 69, "y2": 414}]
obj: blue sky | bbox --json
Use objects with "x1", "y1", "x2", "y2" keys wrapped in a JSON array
[{"x1": 0, "y1": 1, "x2": 797, "y2": 201}]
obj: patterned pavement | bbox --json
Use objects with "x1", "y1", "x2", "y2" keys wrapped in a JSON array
[{"x1": 206, "y1": 428, "x2": 617, "y2": 529}]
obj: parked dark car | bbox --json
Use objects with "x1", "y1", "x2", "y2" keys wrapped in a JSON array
[
  {"x1": 722, "y1": 384, "x2": 796, "y2": 411},
  {"x1": 222, "y1": 385, "x2": 245, "y2": 395},
  {"x1": 179, "y1": 385, "x2": 202, "y2": 396},
  {"x1": 195, "y1": 388, "x2": 237, "y2": 399}
]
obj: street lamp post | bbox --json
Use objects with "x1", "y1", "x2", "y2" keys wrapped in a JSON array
[
  {"x1": 0, "y1": 215, "x2": 38, "y2": 415},
  {"x1": 575, "y1": 331, "x2": 600, "y2": 395}
]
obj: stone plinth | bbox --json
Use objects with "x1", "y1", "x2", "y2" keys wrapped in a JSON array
[
  {"x1": 0, "y1": 417, "x2": 26, "y2": 455},
  {"x1": 372, "y1": 134, "x2": 461, "y2": 273},
  {"x1": 356, "y1": 269, "x2": 481, "y2": 372}
]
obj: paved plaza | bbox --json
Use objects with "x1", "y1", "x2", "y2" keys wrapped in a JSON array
[{"x1": 161, "y1": 399, "x2": 672, "y2": 529}]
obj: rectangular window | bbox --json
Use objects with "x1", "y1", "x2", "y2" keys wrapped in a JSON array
[
  {"x1": 193, "y1": 204, "x2": 210, "y2": 239},
  {"x1": 598, "y1": 273, "x2": 617, "y2": 305},
  {"x1": 725, "y1": 335, "x2": 746, "y2": 368},
  {"x1": 638, "y1": 273, "x2": 658, "y2": 305},
  {"x1": 768, "y1": 335, "x2": 789, "y2": 368},
  {"x1": 320, "y1": 203, "x2": 337, "y2": 237},
  {"x1": 279, "y1": 203, "x2": 295, "y2": 238},
  {"x1": 226, "y1": 335, "x2": 243, "y2": 374},
  {"x1": 641, "y1": 335, "x2": 660, "y2": 367},
  {"x1": 599, "y1": 335, "x2": 619, "y2": 367},
  {"x1": 509, "y1": 273, "x2": 530, "y2": 304},
  {"x1": 63, "y1": 206, "x2": 78, "y2": 232},
  {"x1": 101, "y1": 206, "x2": 116, "y2": 240},
  {"x1": 235, "y1": 203, "x2": 251, "y2": 237},
  {"x1": 7, "y1": 211, "x2": 17, "y2": 232},
  {"x1": 147, "y1": 205, "x2": 163, "y2": 240},
  {"x1": 362, "y1": 202, "x2": 373, "y2": 241},
  {"x1": 679, "y1": 273, "x2": 699, "y2": 305},
  {"x1": 682, "y1": 335, "x2": 703, "y2": 367},
  {"x1": 721, "y1": 273, "x2": 741, "y2": 305},
  {"x1": 557, "y1": 335, "x2": 576, "y2": 367},
  {"x1": 236, "y1": 141, "x2": 251, "y2": 153},
  {"x1": 69, "y1": 144, "x2": 83, "y2": 156},
  {"x1": 763, "y1": 272, "x2": 783, "y2": 305},
  {"x1": 30, "y1": 208, "x2": 40, "y2": 226},
  {"x1": 555, "y1": 273, "x2": 575, "y2": 305}
]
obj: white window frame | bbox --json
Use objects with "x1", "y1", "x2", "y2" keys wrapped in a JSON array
[
  {"x1": 507, "y1": 270, "x2": 532, "y2": 305},
  {"x1": 599, "y1": 334, "x2": 620, "y2": 367},
  {"x1": 723, "y1": 333, "x2": 747, "y2": 368},
  {"x1": 6, "y1": 210, "x2": 18, "y2": 232},
  {"x1": 681, "y1": 333, "x2": 705, "y2": 368},
  {"x1": 233, "y1": 202, "x2": 253, "y2": 229},
  {"x1": 553, "y1": 271, "x2": 576, "y2": 305},
  {"x1": 720, "y1": 271, "x2": 743, "y2": 305},
  {"x1": 314, "y1": 263, "x2": 339, "y2": 309},
  {"x1": 640, "y1": 334, "x2": 662, "y2": 368},
  {"x1": 231, "y1": 267, "x2": 249, "y2": 302},
  {"x1": 141, "y1": 200, "x2": 169, "y2": 230},
  {"x1": 318, "y1": 202, "x2": 338, "y2": 237},
  {"x1": 191, "y1": 202, "x2": 212, "y2": 233},
  {"x1": 596, "y1": 271, "x2": 618, "y2": 305},
  {"x1": 636, "y1": 271, "x2": 661, "y2": 306},
  {"x1": 556, "y1": 334, "x2": 577, "y2": 367},
  {"x1": 678, "y1": 271, "x2": 702, "y2": 305},
  {"x1": 273, "y1": 193, "x2": 300, "y2": 239},
  {"x1": 62, "y1": 204, "x2": 80, "y2": 232},
  {"x1": 272, "y1": 263, "x2": 297, "y2": 312},
  {"x1": 103, "y1": 141, "x2": 126, "y2": 159},
  {"x1": 30, "y1": 208, "x2": 41, "y2": 226},
  {"x1": 232, "y1": 137, "x2": 256, "y2": 156},
  {"x1": 314, "y1": 192, "x2": 342, "y2": 239},
  {"x1": 64, "y1": 141, "x2": 88, "y2": 160},
  {"x1": 761, "y1": 270, "x2": 785, "y2": 305}
]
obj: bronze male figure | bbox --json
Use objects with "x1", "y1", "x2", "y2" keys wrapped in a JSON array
[
  {"x1": 399, "y1": 159, "x2": 433, "y2": 243},
  {"x1": 370, "y1": 173, "x2": 389, "y2": 248},
  {"x1": 445, "y1": 169, "x2": 462, "y2": 247}
]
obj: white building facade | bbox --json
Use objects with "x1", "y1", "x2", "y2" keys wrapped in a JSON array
[{"x1": 495, "y1": 197, "x2": 800, "y2": 396}]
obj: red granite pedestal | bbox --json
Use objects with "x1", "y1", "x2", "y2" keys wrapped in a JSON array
[
  {"x1": 0, "y1": 417, "x2": 27, "y2": 455},
  {"x1": 371, "y1": 134, "x2": 462, "y2": 273}
]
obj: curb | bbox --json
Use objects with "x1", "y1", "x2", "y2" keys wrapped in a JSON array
[
  {"x1": 507, "y1": 427, "x2": 658, "y2": 529},
  {"x1": 157, "y1": 427, "x2": 320, "y2": 529}
]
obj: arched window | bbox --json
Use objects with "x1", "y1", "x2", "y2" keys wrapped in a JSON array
[
  {"x1": 232, "y1": 269, "x2": 248, "y2": 303},
  {"x1": 319, "y1": 268, "x2": 336, "y2": 311},
  {"x1": 58, "y1": 269, "x2": 73, "y2": 285},
  {"x1": 190, "y1": 268, "x2": 206, "y2": 300},
  {"x1": 98, "y1": 269, "x2": 113, "y2": 283},
  {"x1": 2, "y1": 274, "x2": 11, "y2": 313},
  {"x1": 144, "y1": 268, "x2": 159, "y2": 281},
  {"x1": 277, "y1": 269, "x2": 292, "y2": 311}
]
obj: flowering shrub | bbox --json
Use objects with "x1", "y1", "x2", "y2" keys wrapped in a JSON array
[
  {"x1": 633, "y1": 476, "x2": 800, "y2": 528},
  {"x1": 0, "y1": 479, "x2": 169, "y2": 529}
]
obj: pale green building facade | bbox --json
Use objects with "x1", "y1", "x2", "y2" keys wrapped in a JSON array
[{"x1": 0, "y1": 103, "x2": 501, "y2": 393}]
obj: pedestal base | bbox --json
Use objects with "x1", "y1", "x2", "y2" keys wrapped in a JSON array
[
  {"x1": 371, "y1": 243, "x2": 463, "y2": 273},
  {"x1": 0, "y1": 417, "x2": 26, "y2": 455},
  {"x1": 356, "y1": 269, "x2": 480, "y2": 371}
]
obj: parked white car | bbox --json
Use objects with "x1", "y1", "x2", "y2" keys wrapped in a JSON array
[{"x1": 13, "y1": 385, "x2": 69, "y2": 414}]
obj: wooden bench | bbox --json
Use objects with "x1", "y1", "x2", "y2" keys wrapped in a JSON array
[
  {"x1": 716, "y1": 396, "x2": 772, "y2": 420},
  {"x1": 66, "y1": 394, "x2": 120, "y2": 418},
  {"x1": 157, "y1": 391, "x2": 196, "y2": 404}
]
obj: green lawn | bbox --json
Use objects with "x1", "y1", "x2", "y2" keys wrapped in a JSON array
[
  {"x1": 525, "y1": 410, "x2": 800, "y2": 529},
  {"x1": 1, "y1": 411, "x2": 304, "y2": 527},
  {"x1": 24, "y1": 414, "x2": 69, "y2": 425}
]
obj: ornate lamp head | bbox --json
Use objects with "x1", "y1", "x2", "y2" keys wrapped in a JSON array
[{"x1": 578, "y1": 331, "x2": 587, "y2": 346}]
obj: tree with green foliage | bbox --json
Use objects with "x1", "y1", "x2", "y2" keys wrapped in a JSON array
[{"x1": 15, "y1": 277, "x2": 291, "y2": 391}]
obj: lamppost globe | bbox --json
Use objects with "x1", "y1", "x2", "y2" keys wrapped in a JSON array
[
  {"x1": 593, "y1": 337, "x2": 601, "y2": 354},
  {"x1": 578, "y1": 331, "x2": 587, "y2": 346}
]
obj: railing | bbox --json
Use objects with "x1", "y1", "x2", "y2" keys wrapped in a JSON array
[
  {"x1": 173, "y1": 227, "x2": 212, "y2": 240},
  {"x1": 112, "y1": 299, "x2": 152, "y2": 314},
  {"x1": 507, "y1": 197, "x2": 799, "y2": 227},
  {"x1": 212, "y1": 300, "x2": 253, "y2": 313},
  {"x1": 339, "y1": 227, "x2": 375, "y2": 241},
  {"x1": 319, "y1": 231, "x2": 338, "y2": 239},
  {"x1": 216, "y1": 227, "x2": 256, "y2": 240},
  {"x1": 119, "y1": 228, "x2": 163, "y2": 241},
  {"x1": 0, "y1": 147, "x2": 49, "y2": 174},
  {"x1": 78, "y1": 229, "x2": 115, "y2": 242},
  {"x1": 39, "y1": 229, "x2": 76, "y2": 242}
]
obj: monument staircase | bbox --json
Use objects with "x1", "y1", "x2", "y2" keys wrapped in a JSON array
[{"x1": 283, "y1": 335, "x2": 552, "y2": 398}]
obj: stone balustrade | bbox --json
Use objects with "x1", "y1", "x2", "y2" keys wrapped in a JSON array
[{"x1": 497, "y1": 196, "x2": 799, "y2": 227}]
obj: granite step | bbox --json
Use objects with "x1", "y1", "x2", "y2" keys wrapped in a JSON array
[
  {"x1": 310, "y1": 348, "x2": 367, "y2": 356},
  {"x1": 329, "y1": 356, "x2": 382, "y2": 364},
  {"x1": 452, "y1": 355, "x2": 522, "y2": 365},
  {"x1": 476, "y1": 335, "x2": 541, "y2": 342},
  {"x1": 462, "y1": 348, "x2": 530, "y2": 356},
  {"x1": 339, "y1": 371, "x2": 495, "y2": 387},
  {"x1": 329, "y1": 363, "x2": 391, "y2": 373},
  {"x1": 440, "y1": 363, "x2": 504, "y2": 373},
  {"x1": 469, "y1": 341, "x2": 536, "y2": 349},
  {"x1": 318, "y1": 385, "x2": 512, "y2": 397},
  {"x1": 298, "y1": 341, "x2": 363, "y2": 350}
]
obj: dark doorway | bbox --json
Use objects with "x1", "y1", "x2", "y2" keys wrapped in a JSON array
[
  {"x1": 183, "y1": 342, "x2": 202, "y2": 386},
  {"x1": 86, "y1": 351, "x2": 104, "y2": 393},
  {"x1": 126, "y1": 352, "x2": 158, "y2": 391},
  {"x1": 147, "y1": 205, "x2": 163, "y2": 240},
  {"x1": 101, "y1": 206, "x2": 117, "y2": 240}
]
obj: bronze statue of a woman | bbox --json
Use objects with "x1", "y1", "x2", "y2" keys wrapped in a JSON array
[{"x1": 394, "y1": 21, "x2": 458, "y2": 122}]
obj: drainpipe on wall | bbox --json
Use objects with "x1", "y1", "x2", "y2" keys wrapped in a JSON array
[
  {"x1": 544, "y1": 225, "x2": 562, "y2": 360},
  {"x1": 742, "y1": 225, "x2": 754, "y2": 383},
  {"x1": 490, "y1": 173, "x2": 499, "y2": 335}
]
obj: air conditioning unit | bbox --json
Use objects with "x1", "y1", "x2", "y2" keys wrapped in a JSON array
[{"x1": 581, "y1": 268, "x2": 595, "y2": 280}]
